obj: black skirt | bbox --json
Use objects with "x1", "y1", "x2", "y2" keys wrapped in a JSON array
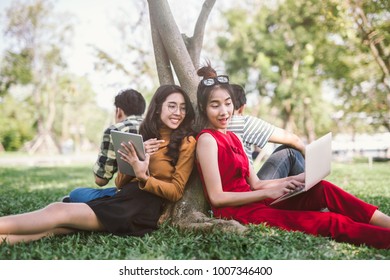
[{"x1": 86, "y1": 182, "x2": 164, "y2": 237}]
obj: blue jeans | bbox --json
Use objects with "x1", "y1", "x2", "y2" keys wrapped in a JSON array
[
  {"x1": 257, "y1": 145, "x2": 305, "y2": 180},
  {"x1": 69, "y1": 187, "x2": 117, "y2": 202}
]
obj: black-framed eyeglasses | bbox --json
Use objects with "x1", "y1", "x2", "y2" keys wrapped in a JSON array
[
  {"x1": 201, "y1": 75, "x2": 229, "y2": 87},
  {"x1": 167, "y1": 103, "x2": 186, "y2": 114}
]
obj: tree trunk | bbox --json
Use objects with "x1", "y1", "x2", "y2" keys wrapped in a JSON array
[
  {"x1": 148, "y1": 0, "x2": 247, "y2": 233},
  {"x1": 149, "y1": 6, "x2": 175, "y2": 85},
  {"x1": 349, "y1": 1, "x2": 390, "y2": 127},
  {"x1": 303, "y1": 98, "x2": 316, "y2": 143},
  {"x1": 147, "y1": 0, "x2": 199, "y2": 100},
  {"x1": 25, "y1": 83, "x2": 60, "y2": 155}
]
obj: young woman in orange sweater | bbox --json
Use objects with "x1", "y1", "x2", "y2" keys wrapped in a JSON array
[{"x1": 0, "y1": 84, "x2": 196, "y2": 244}]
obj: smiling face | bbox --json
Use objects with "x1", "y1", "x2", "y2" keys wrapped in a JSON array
[
  {"x1": 160, "y1": 92, "x2": 186, "y2": 130},
  {"x1": 205, "y1": 87, "x2": 234, "y2": 132}
]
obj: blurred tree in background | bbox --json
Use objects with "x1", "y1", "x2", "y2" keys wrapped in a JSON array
[
  {"x1": 0, "y1": 0, "x2": 388, "y2": 153},
  {"x1": 218, "y1": 0, "x2": 389, "y2": 141},
  {"x1": 91, "y1": 0, "x2": 158, "y2": 102},
  {"x1": 332, "y1": 0, "x2": 390, "y2": 134},
  {"x1": 0, "y1": 0, "x2": 106, "y2": 153},
  {"x1": 0, "y1": 93, "x2": 35, "y2": 151}
]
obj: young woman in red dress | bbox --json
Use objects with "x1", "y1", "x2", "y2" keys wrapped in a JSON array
[{"x1": 195, "y1": 63, "x2": 390, "y2": 249}]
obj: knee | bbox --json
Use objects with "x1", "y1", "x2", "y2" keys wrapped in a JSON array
[
  {"x1": 44, "y1": 202, "x2": 66, "y2": 215},
  {"x1": 273, "y1": 145, "x2": 291, "y2": 154},
  {"x1": 284, "y1": 146, "x2": 303, "y2": 158},
  {"x1": 69, "y1": 188, "x2": 86, "y2": 202},
  {"x1": 69, "y1": 188, "x2": 82, "y2": 196},
  {"x1": 319, "y1": 180, "x2": 335, "y2": 189},
  {"x1": 291, "y1": 149, "x2": 305, "y2": 165},
  {"x1": 274, "y1": 145, "x2": 301, "y2": 158},
  {"x1": 282, "y1": 146, "x2": 305, "y2": 165},
  {"x1": 316, "y1": 180, "x2": 339, "y2": 194}
]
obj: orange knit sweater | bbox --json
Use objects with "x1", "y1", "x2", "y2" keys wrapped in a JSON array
[{"x1": 115, "y1": 128, "x2": 196, "y2": 202}]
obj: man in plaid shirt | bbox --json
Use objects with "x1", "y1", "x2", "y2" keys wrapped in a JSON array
[{"x1": 64, "y1": 89, "x2": 145, "y2": 202}]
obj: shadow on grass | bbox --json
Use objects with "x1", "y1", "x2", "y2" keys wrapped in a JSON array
[{"x1": 1, "y1": 164, "x2": 390, "y2": 259}]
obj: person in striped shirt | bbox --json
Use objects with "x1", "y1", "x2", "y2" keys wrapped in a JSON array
[{"x1": 228, "y1": 84, "x2": 305, "y2": 180}]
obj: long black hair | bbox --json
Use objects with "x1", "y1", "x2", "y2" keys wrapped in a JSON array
[{"x1": 139, "y1": 84, "x2": 195, "y2": 166}]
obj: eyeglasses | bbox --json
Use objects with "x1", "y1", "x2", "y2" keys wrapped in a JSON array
[
  {"x1": 201, "y1": 75, "x2": 229, "y2": 87},
  {"x1": 167, "y1": 103, "x2": 186, "y2": 115}
]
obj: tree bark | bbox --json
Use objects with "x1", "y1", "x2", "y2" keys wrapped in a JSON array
[
  {"x1": 187, "y1": 0, "x2": 216, "y2": 68},
  {"x1": 147, "y1": 0, "x2": 198, "y2": 100},
  {"x1": 149, "y1": 6, "x2": 174, "y2": 85},
  {"x1": 148, "y1": 0, "x2": 247, "y2": 234}
]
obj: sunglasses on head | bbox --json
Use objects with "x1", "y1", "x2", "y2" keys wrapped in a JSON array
[{"x1": 201, "y1": 75, "x2": 229, "y2": 87}]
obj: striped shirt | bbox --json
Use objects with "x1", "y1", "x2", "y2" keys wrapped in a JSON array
[
  {"x1": 93, "y1": 115, "x2": 143, "y2": 181},
  {"x1": 228, "y1": 115, "x2": 275, "y2": 164}
]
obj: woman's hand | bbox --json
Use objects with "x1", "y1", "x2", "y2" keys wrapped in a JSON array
[
  {"x1": 143, "y1": 138, "x2": 164, "y2": 154},
  {"x1": 266, "y1": 177, "x2": 305, "y2": 200},
  {"x1": 118, "y1": 141, "x2": 150, "y2": 181},
  {"x1": 292, "y1": 172, "x2": 305, "y2": 184},
  {"x1": 251, "y1": 172, "x2": 305, "y2": 192}
]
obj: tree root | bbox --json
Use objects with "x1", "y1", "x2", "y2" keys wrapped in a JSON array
[
  {"x1": 170, "y1": 211, "x2": 248, "y2": 234},
  {"x1": 157, "y1": 173, "x2": 248, "y2": 234}
]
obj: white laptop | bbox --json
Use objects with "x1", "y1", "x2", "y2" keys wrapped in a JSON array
[
  {"x1": 270, "y1": 132, "x2": 332, "y2": 205},
  {"x1": 111, "y1": 130, "x2": 146, "y2": 176}
]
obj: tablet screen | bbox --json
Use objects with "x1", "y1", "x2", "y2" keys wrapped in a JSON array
[{"x1": 111, "y1": 130, "x2": 145, "y2": 176}]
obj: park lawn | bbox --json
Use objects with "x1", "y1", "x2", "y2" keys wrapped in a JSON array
[{"x1": 0, "y1": 162, "x2": 389, "y2": 260}]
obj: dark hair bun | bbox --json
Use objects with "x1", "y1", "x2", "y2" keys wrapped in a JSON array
[{"x1": 197, "y1": 62, "x2": 217, "y2": 79}]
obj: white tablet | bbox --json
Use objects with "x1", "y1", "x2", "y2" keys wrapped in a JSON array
[{"x1": 111, "y1": 130, "x2": 146, "y2": 176}]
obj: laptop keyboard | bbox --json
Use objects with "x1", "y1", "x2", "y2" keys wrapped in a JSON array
[{"x1": 290, "y1": 185, "x2": 305, "y2": 194}]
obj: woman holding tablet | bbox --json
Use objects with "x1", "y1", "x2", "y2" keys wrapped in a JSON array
[{"x1": 0, "y1": 84, "x2": 196, "y2": 244}]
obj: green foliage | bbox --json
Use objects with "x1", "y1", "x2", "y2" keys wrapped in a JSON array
[
  {"x1": 52, "y1": 74, "x2": 108, "y2": 149},
  {"x1": 218, "y1": 0, "x2": 390, "y2": 135},
  {"x1": 0, "y1": 123, "x2": 29, "y2": 151},
  {"x1": 0, "y1": 94, "x2": 35, "y2": 150},
  {"x1": 0, "y1": 49, "x2": 33, "y2": 95},
  {"x1": 218, "y1": 0, "x2": 338, "y2": 137},
  {"x1": 0, "y1": 1, "x2": 107, "y2": 152},
  {"x1": 0, "y1": 163, "x2": 390, "y2": 260}
]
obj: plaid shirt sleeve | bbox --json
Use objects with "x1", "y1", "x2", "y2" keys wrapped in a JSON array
[
  {"x1": 93, "y1": 116, "x2": 142, "y2": 181},
  {"x1": 93, "y1": 127, "x2": 117, "y2": 180}
]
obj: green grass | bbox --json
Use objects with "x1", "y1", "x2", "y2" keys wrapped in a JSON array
[{"x1": 0, "y1": 162, "x2": 390, "y2": 260}]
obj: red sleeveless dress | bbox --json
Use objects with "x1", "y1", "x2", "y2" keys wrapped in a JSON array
[
  {"x1": 196, "y1": 129, "x2": 390, "y2": 249},
  {"x1": 196, "y1": 129, "x2": 256, "y2": 220}
]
